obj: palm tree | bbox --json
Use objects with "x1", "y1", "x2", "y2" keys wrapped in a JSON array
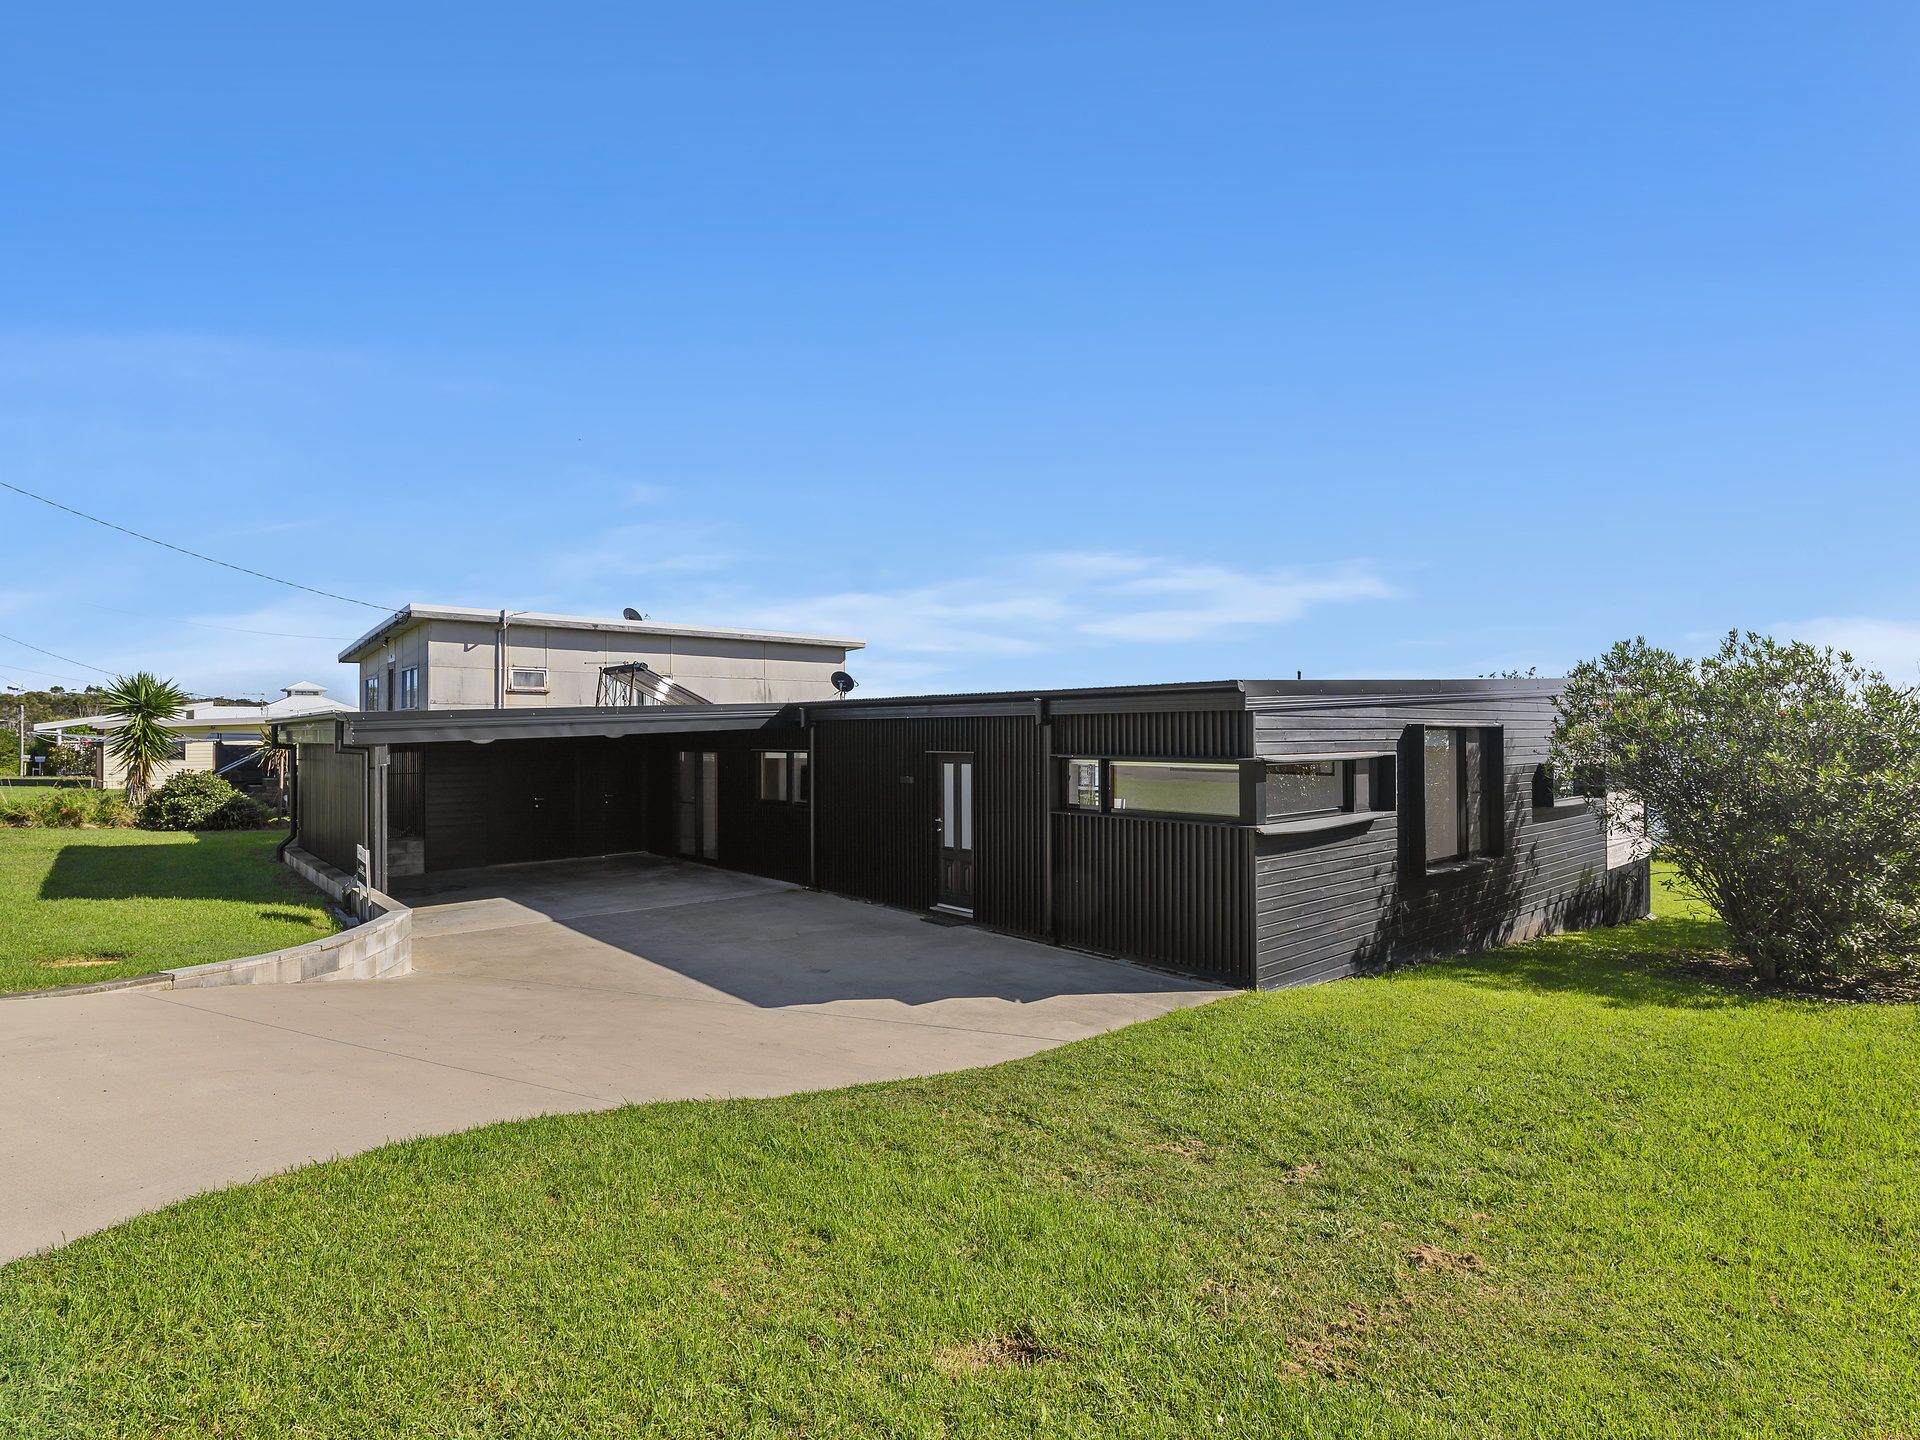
[
  {"x1": 248, "y1": 723, "x2": 290, "y2": 817},
  {"x1": 101, "y1": 672, "x2": 188, "y2": 808}
]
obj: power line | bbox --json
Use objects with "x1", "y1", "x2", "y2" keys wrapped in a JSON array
[
  {"x1": 0, "y1": 479, "x2": 399, "y2": 612},
  {"x1": 0, "y1": 661, "x2": 98, "y2": 689},
  {"x1": 0, "y1": 630, "x2": 120, "y2": 677}
]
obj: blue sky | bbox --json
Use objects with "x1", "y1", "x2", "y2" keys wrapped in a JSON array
[{"x1": 2, "y1": 3, "x2": 1916, "y2": 700}]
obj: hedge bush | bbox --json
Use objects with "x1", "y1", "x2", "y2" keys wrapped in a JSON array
[
  {"x1": 0, "y1": 788, "x2": 133, "y2": 829},
  {"x1": 137, "y1": 772, "x2": 274, "y2": 832}
]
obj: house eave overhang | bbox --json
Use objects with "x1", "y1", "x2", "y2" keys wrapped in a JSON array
[
  {"x1": 333, "y1": 703, "x2": 797, "y2": 747},
  {"x1": 336, "y1": 605, "x2": 866, "y2": 664}
]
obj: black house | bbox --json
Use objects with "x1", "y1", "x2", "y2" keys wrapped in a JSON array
[{"x1": 277, "y1": 678, "x2": 1649, "y2": 990}]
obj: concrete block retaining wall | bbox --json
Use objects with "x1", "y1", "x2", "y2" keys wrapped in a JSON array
[
  {"x1": 7, "y1": 844, "x2": 413, "y2": 1000},
  {"x1": 162, "y1": 846, "x2": 412, "y2": 989}
]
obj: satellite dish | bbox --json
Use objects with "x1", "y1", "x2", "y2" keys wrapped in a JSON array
[
  {"x1": 830, "y1": 670, "x2": 857, "y2": 694},
  {"x1": 622, "y1": 607, "x2": 646, "y2": 621}
]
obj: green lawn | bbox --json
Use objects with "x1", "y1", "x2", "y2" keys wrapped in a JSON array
[
  {"x1": 1, "y1": 871, "x2": 1915, "y2": 1438},
  {"x1": 0, "y1": 828, "x2": 338, "y2": 993}
]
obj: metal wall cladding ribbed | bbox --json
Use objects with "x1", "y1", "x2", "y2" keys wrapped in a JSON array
[
  {"x1": 295, "y1": 740, "x2": 367, "y2": 874},
  {"x1": 814, "y1": 716, "x2": 1046, "y2": 936},
  {"x1": 1052, "y1": 708, "x2": 1251, "y2": 759},
  {"x1": 1052, "y1": 813, "x2": 1254, "y2": 985}
]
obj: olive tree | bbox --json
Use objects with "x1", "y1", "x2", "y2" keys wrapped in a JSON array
[{"x1": 1552, "y1": 632, "x2": 1920, "y2": 984}]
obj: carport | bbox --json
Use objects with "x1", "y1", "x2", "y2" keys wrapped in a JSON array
[{"x1": 278, "y1": 703, "x2": 811, "y2": 890}]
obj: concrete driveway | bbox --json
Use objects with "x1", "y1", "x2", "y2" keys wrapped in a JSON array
[{"x1": 0, "y1": 854, "x2": 1220, "y2": 1263}]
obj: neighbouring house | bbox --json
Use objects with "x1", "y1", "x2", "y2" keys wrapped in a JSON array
[
  {"x1": 278, "y1": 675, "x2": 1652, "y2": 989},
  {"x1": 36, "y1": 682, "x2": 352, "y2": 791},
  {"x1": 337, "y1": 604, "x2": 864, "y2": 711}
]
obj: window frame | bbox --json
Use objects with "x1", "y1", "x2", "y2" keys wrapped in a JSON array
[
  {"x1": 1055, "y1": 754, "x2": 1385, "y2": 826},
  {"x1": 363, "y1": 674, "x2": 379, "y2": 711},
  {"x1": 753, "y1": 748, "x2": 810, "y2": 805},
  {"x1": 1260, "y1": 758, "x2": 1350, "y2": 822},
  {"x1": 506, "y1": 666, "x2": 550, "y2": 694},
  {"x1": 1417, "y1": 725, "x2": 1502, "y2": 870},
  {"x1": 397, "y1": 666, "x2": 420, "y2": 711}
]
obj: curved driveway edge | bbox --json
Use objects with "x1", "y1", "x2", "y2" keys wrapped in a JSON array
[{"x1": 1, "y1": 854, "x2": 1219, "y2": 1264}]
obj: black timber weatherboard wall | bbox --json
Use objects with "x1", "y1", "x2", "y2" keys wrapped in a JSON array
[
  {"x1": 408, "y1": 731, "x2": 808, "y2": 882},
  {"x1": 1248, "y1": 688, "x2": 1643, "y2": 989},
  {"x1": 809, "y1": 705, "x2": 1257, "y2": 985},
  {"x1": 292, "y1": 737, "x2": 368, "y2": 876},
  {"x1": 812, "y1": 715, "x2": 1046, "y2": 936},
  {"x1": 1048, "y1": 707, "x2": 1256, "y2": 984},
  {"x1": 639, "y1": 727, "x2": 812, "y2": 886}
]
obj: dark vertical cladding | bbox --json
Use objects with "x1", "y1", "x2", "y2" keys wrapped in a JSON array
[
  {"x1": 1052, "y1": 709, "x2": 1251, "y2": 760},
  {"x1": 424, "y1": 742, "x2": 489, "y2": 871},
  {"x1": 293, "y1": 738, "x2": 367, "y2": 874},
  {"x1": 814, "y1": 716, "x2": 1045, "y2": 935},
  {"x1": 415, "y1": 729, "x2": 809, "y2": 883},
  {"x1": 814, "y1": 707, "x2": 1249, "y2": 973},
  {"x1": 1053, "y1": 813, "x2": 1254, "y2": 984}
]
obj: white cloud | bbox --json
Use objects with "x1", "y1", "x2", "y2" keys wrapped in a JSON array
[
  {"x1": 1779, "y1": 617, "x2": 1920, "y2": 683},
  {"x1": 542, "y1": 523, "x2": 743, "y2": 583},
  {"x1": 721, "y1": 551, "x2": 1397, "y2": 682}
]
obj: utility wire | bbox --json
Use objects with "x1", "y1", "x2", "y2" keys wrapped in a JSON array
[
  {"x1": 0, "y1": 479, "x2": 399, "y2": 612},
  {"x1": 0, "y1": 660, "x2": 99, "y2": 688},
  {"x1": 0, "y1": 630, "x2": 120, "y2": 677}
]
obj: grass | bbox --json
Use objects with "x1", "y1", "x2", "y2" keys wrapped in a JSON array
[
  {"x1": 1, "y1": 869, "x2": 1915, "y2": 1438},
  {"x1": 0, "y1": 828, "x2": 338, "y2": 993}
]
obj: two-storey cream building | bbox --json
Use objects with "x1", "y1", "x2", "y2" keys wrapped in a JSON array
[{"x1": 338, "y1": 605, "x2": 863, "y2": 711}]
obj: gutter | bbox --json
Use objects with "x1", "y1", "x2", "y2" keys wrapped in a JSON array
[{"x1": 270, "y1": 723, "x2": 299, "y2": 862}]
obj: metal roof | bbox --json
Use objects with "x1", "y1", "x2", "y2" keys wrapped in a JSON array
[{"x1": 338, "y1": 604, "x2": 865, "y2": 663}]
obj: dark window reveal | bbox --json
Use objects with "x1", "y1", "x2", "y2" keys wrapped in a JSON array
[
  {"x1": 1425, "y1": 727, "x2": 1493, "y2": 865},
  {"x1": 1264, "y1": 759, "x2": 1344, "y2": 819}
]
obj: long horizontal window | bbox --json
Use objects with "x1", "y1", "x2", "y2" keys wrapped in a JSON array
[
  {"x1": 1110, "y1": 761, "x2": 1242, "y2": 818},
  {"x1": 1061, "y1": 754, "x2": 1385, "y2": 825}
]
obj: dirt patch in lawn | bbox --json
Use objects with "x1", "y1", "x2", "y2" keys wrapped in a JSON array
[
  {"x1": 1406, "y1": 1244, "x2": 1485, "y2": 1275},
  {"x1": 44, "y1": 954, "x2": 129, "y2": 968},
  {"x1": 935, "y1": 1331, "x2": 1063, "y2": 1375}
]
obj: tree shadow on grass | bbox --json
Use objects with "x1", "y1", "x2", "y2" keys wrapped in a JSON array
[
  {"x1": 1430, "y1": 910, "x2": 1793, "y2": 1011},
  {"x1": 38, "y1": 838, "x2": 297, "y2": 903}
]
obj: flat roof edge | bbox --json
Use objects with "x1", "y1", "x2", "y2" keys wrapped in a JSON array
[{"x1": 337, "y1": 605, "x2": 865, "y2": 662}]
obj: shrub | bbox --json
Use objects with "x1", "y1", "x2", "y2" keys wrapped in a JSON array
[
  {"x1": 138, "y1": 771, "x2": 272, "y2": 831},
  {"x1": 1554, "y1": 631, "x2": 1920, "y2": 985},
  {"x1": 209, "y1": 790, "x2": 274, "y2": 830},
  {"x1": 44, "y1": 744, "x2": 96, "y2": 778},
  {"x1": 0, "y1": 787, "x2": 132, "y2": 829},
  {"x1": 0, "y1": 793, "x2": 44, "y2": 828}
]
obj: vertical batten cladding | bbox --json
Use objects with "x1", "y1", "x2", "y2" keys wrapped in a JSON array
[
  {"x1": 1248, "y1": 686, "x2": 1641, "y2": 988},
  {"x1": 1049, "y1": 706, "x2": 1255, "y2": 983},
  {"x1": 293, "y1": 735, "x2": 368, "y2": 875},
  {"x1": 813, "y1": 716, "x2": 1046, "y2": 936},
  {"x1": 1050, "y1": 708, "x2": 1252, "y2": 762},
  {"x1": 1053, "y1": 814, "x2": 1255, "y2": 985}
]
